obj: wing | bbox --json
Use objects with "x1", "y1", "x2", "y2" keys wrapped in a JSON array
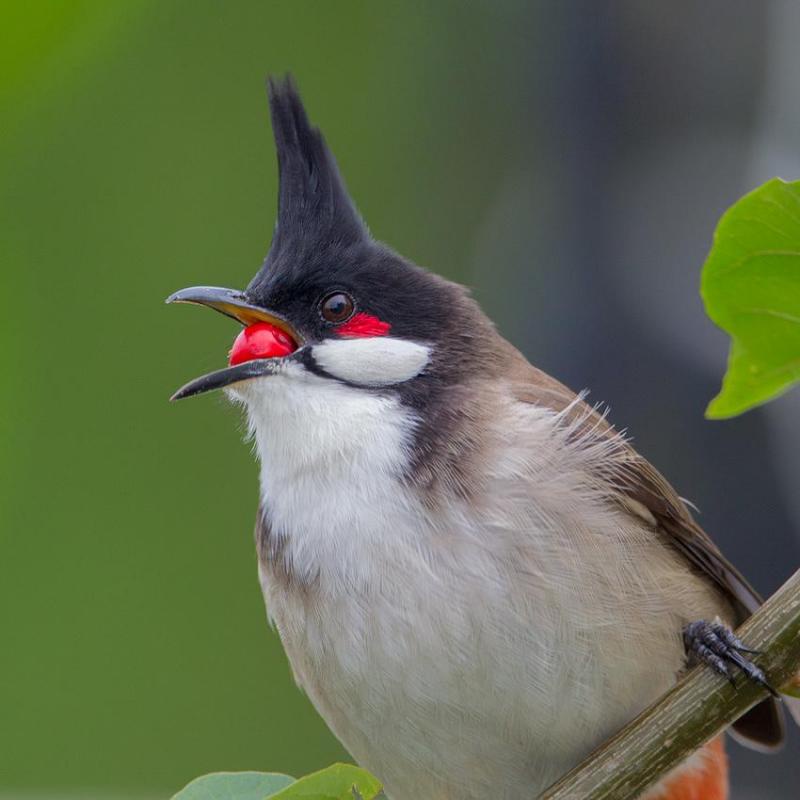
[{"x1": 509, "y1": 359, "x2": 785, "y2": 749}]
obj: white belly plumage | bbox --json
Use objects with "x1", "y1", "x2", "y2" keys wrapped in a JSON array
[{"x1": 234, "y1": 371, "x2": 726, "y2": 800}]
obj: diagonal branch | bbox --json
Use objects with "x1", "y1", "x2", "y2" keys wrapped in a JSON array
[{"x1": 540, "y1": 568, "x2": 800, "y2": 800}]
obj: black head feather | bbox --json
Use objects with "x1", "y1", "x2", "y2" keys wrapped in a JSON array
[
  {"x1": 247, "y1": 76, "x2": 368, "y2": 297},
  {"x1": 221, "y1": 77, "x2": 506, "y2": 495},
  {"x1": 242, "y1": 76, "x2": 497, "y2": 391}
]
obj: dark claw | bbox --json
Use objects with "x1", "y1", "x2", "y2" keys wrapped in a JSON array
[{"x1": 683, "y1": 620, "x2": 778, "y2": 697}]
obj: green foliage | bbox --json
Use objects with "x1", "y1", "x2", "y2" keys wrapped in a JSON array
[
  {"x1": 701, "y1": 178, "x2": 800, "y2": 418},
  {"x1": 172, "y1": 771, "x2": 294, "y2": 800},
  {"x1": 270, "y1": 763, "x2": 382, "y2": 799},
  {"x1": 172, "y1": 765, "x2": 382, "y2": 800},
  {"x1": 3, "y1": 2, "x2": 506, "y2": 791}
]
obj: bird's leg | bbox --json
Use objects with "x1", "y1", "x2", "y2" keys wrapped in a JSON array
[{"x1": 683, "y1": 619, "x2": 777, "y2": 696}]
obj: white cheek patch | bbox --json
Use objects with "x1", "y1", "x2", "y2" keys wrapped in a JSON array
[{"x1": 312, "y1": 337, "x2": 431, "y2": 386}]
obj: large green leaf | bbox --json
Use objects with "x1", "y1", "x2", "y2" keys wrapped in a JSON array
[
  {"x1": 269, "y1": 763, "x2": 382, "y2": 800},
  {"x1": 171, "y1": 771, "x2": 295, "y2": 800},
  {"x1": 701, "y1": 177, "x2": 800, "y2": 418}
]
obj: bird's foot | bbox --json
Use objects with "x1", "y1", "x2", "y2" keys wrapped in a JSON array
[{"x1": 683, "y1": 619, "x2": 777, "y2": 696}]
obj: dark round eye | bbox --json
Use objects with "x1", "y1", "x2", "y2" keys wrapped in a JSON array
[{"x1": 320, "y1": 292, "x2": 355, "y2": 323}]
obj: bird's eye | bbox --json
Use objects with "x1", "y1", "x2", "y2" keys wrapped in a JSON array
[{"x1": 320, "y1": 292, "x2": 355, "y2": 323}]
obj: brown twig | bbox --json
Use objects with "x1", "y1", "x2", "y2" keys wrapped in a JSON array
[{"x1": 540, "y1": 568, "x2": 800, "y2": 800}]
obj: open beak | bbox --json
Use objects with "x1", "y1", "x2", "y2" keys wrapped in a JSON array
[
  {"x1": 166, "y1": 286, "x2": 301, "y2": 338},
  {"x1": 166, "y1": 286, "x2": 302, "y2": 400},
  {"x1": 169, "y1": 359, "x2": 287, "y2": 401}
]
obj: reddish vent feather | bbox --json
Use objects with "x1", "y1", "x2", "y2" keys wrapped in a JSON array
[{"x1": 656, "y1": 737, "x2": 728, "y2": 800}]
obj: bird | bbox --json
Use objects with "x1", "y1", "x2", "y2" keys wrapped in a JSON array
[{"x1": 168, "y1": 76, "x2": 797, "y2": 800}]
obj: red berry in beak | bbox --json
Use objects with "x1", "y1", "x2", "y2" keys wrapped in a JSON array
[{"x1": 228, "y1": 322, "x2": 298, "y2": 366}]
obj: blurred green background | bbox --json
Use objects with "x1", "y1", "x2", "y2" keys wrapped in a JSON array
[
  {"x1": 3, "y1": 2, "x2": 800, "y2": 798},
  {"x1": 1, "y1": 2, "x2": 523, "y2": 796}
]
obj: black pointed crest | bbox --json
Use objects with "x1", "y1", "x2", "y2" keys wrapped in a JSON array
[{"x1": 250, "y1": 76, "x2": 368, "y2": 292}]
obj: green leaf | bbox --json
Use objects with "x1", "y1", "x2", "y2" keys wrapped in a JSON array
[
  {"x1": 269, "y1": 763, "x2": 383, "y2": 800},
  {"x1": 171, "y1": 771, "x2": 295, "y2": 800},
  {"x1": 701, "y1": 177, "x2": 800, "y2": 418}
]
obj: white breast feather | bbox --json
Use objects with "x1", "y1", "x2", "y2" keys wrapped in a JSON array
[
  {"x1": 229, "y1": 372, "x2": 727, "y2": 800},
  {"x1": 228, "y1": 362, "x2": 426, "y2": 590}
]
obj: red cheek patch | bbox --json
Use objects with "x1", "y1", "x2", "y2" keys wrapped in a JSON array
[{"x1": 336, "y1": 312, "x2": 391, "y2": 338}]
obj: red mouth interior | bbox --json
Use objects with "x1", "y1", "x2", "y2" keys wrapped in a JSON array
[{"x1": 228, "y1": 321, "x2": 298, "y2": 366}]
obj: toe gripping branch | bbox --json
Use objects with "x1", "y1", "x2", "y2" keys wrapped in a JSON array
[{"x1": 683, "y1": 620, "x2": 779, "y2": 697}]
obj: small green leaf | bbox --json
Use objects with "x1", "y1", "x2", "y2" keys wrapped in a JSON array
[
  {"x1": 269, "y1": 763, "x2": 382, "y2": 800},
  {"x1": 171, "y1": 771, "x2": 295, "y2": 800},
  {"x1": 701, "y1": 177, "x2": 800, "y2": 418}
]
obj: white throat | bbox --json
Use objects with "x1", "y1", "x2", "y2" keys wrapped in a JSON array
[{"x1": 228, "y1": 361, "x2": 423, "y2": 589}]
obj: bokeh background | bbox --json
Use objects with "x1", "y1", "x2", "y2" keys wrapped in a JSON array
[{"x1": 3, "y1": 2, "x2": 799, "y2": 798}]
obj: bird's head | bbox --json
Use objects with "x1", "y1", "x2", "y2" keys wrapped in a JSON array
[{"x1": 169, "y1": 77, "x2": 502, "y2": 456}]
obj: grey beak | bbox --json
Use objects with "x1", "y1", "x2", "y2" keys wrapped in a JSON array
[
  {"x1": 165, "y1": 286, "x2": 302, "y2": 341},
  {"x1": 166, "y1": 285, "x2": 303, "y2": 401}
]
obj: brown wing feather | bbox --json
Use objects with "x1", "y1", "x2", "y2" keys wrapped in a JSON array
[{"x1": 508, "y1": 356, "x2": 785, "y2": 749}]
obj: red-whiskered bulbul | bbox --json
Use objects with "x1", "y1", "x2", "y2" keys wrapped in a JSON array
[{"x1": 168, "y1": 77, "x2": 798, "y2": 800}]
